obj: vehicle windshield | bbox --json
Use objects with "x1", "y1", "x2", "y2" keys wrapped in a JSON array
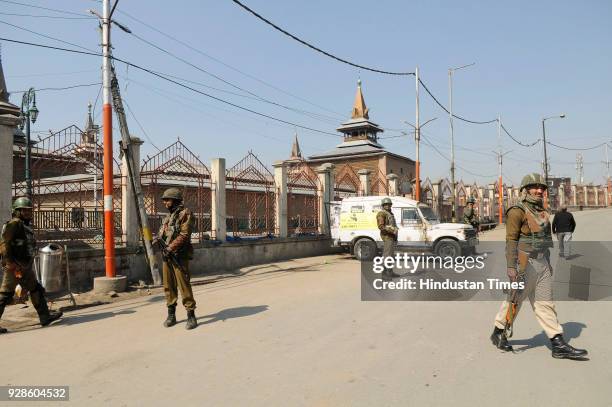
[{"x1": 418, "y1": 206, "x2": 440, "y2": 222}]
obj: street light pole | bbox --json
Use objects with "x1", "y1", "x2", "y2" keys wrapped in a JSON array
[
  {"x1": 541, "y1": 114, "x2": 565, "y2": 208},
  {"x1": 20, "y1": 87, "x2": 39, "y2": 199},
  {"x1": 415, "y1": 66, "x2": 421, "y2": 202},
  {"x1": 448, "y1": 63, "x2": 475, "y2": 222}
]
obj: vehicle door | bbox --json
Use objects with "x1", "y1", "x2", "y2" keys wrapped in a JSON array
[{"x1": 397, "y1": 207, "x2": 427, "y2": 247}]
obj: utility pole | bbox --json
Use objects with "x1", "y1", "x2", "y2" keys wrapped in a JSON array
[
  {"x1": 604, "y1": 144, "x2": 610, "y2": 206},
  {"x1": 414, "y1": 66, "x2": 421, "y2": 202},
  {"x1": 576, "y1": 153, "x2": 584, "y2": 185},
  {"x1": 494, "y1": 116, "x2": 512, "y2": 224},
  {"x1": 541, "y1": 114, "x2": 565, "y2": 208},
  {"x1": 101, "y1": 0, "x2": 116, "y2": 278},
  {"x1": 448, "y1": 63, "x2": 475, "y2": 222},
  {"x1": 110, "y1": 66, "x2": 162, "y2": 285},
  {"x1": 448, "y1": 69, "x2": 455, "y2": 221},
  {"x1": 497, "y1": 116, "x2": 503, "y2": 224}
]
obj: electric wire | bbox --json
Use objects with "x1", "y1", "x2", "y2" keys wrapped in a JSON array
[
  {"x1": 123, "y1": 31, "x2": 341, "y2": 125},
  {"x1": 0, "y1": 11, "x2": 93, "y2": 20},
  {"x1": 500, "y1": 122, "x2": 540, "y2": 147},
  {"x1": 116, "y1": 8, "x2": 347, "y2": 119},
  {"x1": 10, "y1": 82, "x2": 101, "y2": 93},
  {"x1": 230, "y1": 0, "x2": 414, "y2": 76},
  {"x1": 546, "y1": 141, "x2": 607, "y2": 151},
  {"x1": 122, "y1": 97, "x2": 161, "y2": 152},
  {"x1": 417, "y1": 78, "x2": 497, "y2": 124},
  {"x1": 0, "y1": 37, "x2": 341, "y2": 138},
  {"x1": 0, "y1": 0, "x2": 94, "y2": 18},
  {"x1": 0, "y1": 19, "x2": 97, "y2": 53},
  {"x1": 420, "y1": 133, "x2": 496, "y2": 178}
]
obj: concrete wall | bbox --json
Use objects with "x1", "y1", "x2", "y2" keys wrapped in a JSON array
[{"x1": 27, "y1": 237, "x2": 341, "y2": 292}]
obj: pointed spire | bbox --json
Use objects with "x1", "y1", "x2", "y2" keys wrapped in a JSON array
[
  {"x1": 0, "y1": 49, "x2": 21, "y2": 118},
  {"x1": 290, "y1": 131, "x2": 302, "y2": 159},
  {"x1": 351, "y1": 79, "x2": 369, "y2": 120},
  {"x1": 84, "y1": 101, "x2": 94, "y2": 132},
  {"x1": 0, "y1": 45, "x2": 8, "y2": 103}
]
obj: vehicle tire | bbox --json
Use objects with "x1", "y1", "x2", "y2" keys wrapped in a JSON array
[
  {"x1": 353, "y1": 238, "x2": 377, "y2": 261},
  {"x1": 434, "y1": 239, "x2": 461, "y2": 258}
]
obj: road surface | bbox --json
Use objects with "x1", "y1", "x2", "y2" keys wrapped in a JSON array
[{"x1": 1, "y1": 208, "x2": 611, "y2": 406}]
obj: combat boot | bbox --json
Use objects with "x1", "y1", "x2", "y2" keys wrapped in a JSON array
[
  {"x1": 185, "y1": 310, "x2": 197, "y2": 330},
  {"x1": 490, "y1": 327, "x2": 513, "y2": 352},
  {"x1": 163, "y1": 305, "x2": 176, "y2": 327},
  {"x1": 40, "y1": 310, "x2": 63, "y2": 327},
  {"x1": 550, "y1": 334, "x2": 588, "y2": 359}
]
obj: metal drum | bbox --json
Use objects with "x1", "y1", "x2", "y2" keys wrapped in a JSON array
[{"x1": 38, "y1": 244, "x2": 64, "y2": 292}]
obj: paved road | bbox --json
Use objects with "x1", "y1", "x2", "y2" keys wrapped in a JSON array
[{"x1": 1, "y1": 209, "x2": 611, "y2": 406}]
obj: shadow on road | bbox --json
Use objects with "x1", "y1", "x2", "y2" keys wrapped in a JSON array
[
  {"x1": 512, "y1": 321, "x2": 587, "y2": 352},
  {"x1": 194, "y1": 305, "x2": 269, "y2": 325},
  {"x1": 60, "y1": 309, "x2": 136, "y2": 326}
]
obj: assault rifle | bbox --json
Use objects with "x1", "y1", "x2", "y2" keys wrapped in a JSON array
[
  {"x1": 503, "y1": 273, "x2": 525, "y2": 339},
  {"x1": 153, "y1": 237, "x2": 187, "y2": 275}
]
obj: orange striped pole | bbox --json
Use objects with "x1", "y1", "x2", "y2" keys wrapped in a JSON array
[{"x1": 102, "y1": 0, "x2": 116, "y2": 277}]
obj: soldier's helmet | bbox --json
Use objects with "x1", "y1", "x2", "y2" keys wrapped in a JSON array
[
  {"x1": 520, "y1": 173, "x2": 547, "y2": 191},
  {"x1": 12, "y1": 196, "x2": 33, "y2": 211},
  {"x1": 162, "y1": 187, "x2": 183, "y2": 201},
  {"x1": 381, "y1": 197, "x2": 393, "y2": 206},
  {"x1": 466, "y1": 197, "x2": 476, "y2": 204}
]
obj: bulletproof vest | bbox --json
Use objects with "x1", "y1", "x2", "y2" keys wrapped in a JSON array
[
  {"x1": 1, "y1": 218, "x2": 36, "y2": 262},
  {"x1": 161, "y1": 206, "x2": 186, "y2": 245},
  {"x1": 509, "y1": 202, "x2": 553, "y2": 251},
  {"x1": 381, "y1": 209, "x2": 397, "y2": 228}
]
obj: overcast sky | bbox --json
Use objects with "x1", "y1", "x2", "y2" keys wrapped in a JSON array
[{"x1": 2, "y1": 0, "x2": 611, "y2": 185}]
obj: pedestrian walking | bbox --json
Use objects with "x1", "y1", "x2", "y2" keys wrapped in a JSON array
[{"x1": 552, "y1": 206, "x2": 576, "y2": 258}]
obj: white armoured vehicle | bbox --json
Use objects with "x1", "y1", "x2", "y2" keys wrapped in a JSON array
[{"x1": 330, "y1": 196, "x2": 478, "y2": 261}]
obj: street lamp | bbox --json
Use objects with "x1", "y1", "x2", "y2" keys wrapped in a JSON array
[
  {"x1": 449, "y1": 63, "x2": 475, "y2": 222},
  {"x1": 541, "y1": 114, "x2": 565, "y2": 209},
  {"x1": 541, "y1": 113, "x2": 566, "y2": 185},
  {"x1": 19, "y1": 87, "x2": 39, "y2": 199}
]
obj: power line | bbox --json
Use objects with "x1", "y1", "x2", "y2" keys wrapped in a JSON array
[
  {"x1": 230, "y1": 0, "x2": 414, "y2": 76},
  {"x1": 500, "y1": 122, "x2": 540, "y2": 147},
  {"x1": 546, "y1": 141, "x2": 607, "y2": 151},
  {"x1": 0, "y1": 37, "x2": 342, "y2": 138},
  {"x1": 417, "y1": 78, "x2": 497, "y2": 125},
  {"x1": 10, "y1": 82, "x2": 101, "y2": 93},
  {"x1": 0, "y1": 19, "x2": 97, "y2": 53},
  {"x1": 116, "y1": 8, "x2": 346, "y2": 119},
  {"x1": 0, "y1": 11, "x2": 93, "y2": 20},
  {"x1": 0, "y1": 0, "x2": 94, "y2": 18},
  {"x1": 122, "y1": 97, "x2": 161, "y2": 152},
  {"x1": 6, "y1": 69, "x2": 99, "y2": 78},
  {"x1": 420, "y1": 133, "x2": 496, "y2": 178},
  {"x1": 123, "y1": 31, "x2": 341, "y2": 125}
]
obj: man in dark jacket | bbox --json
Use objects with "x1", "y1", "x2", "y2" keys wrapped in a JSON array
[{"x1": 552, "y1": 206, "x2": 576, "y2": 258}]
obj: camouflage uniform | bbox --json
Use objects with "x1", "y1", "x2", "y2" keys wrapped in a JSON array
[
  {"x1": 463, "y1": 198, "x2": 478, "y2": 229},
  {"x1": 159, "y1": 203, "x2": 196, "y2": 311},
  {"x1": 490, "y1": 174, "x2": 587, "y2": 359},
  {"x1": 376, "y1": 199, "x2": 398, "y2": 277},
  {"x1": 0, "y1": 198, "x2": 62, "y2": 333}
]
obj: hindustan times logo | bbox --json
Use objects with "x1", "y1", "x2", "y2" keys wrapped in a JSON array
[{"x1": 372, "y1": 253, "x2": 486, "y2": 274}]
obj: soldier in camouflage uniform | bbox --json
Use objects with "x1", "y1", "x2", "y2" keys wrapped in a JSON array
[
  {"x1": 0, "y1": 197, "x2": 62, "y2": 334},
  {"x1": 462, "y1": 197, "x2": 479, "y2": 230},
  {"x1": 376, "y1": 197, "x2": 398, "y2": 280},
  {"x1": 490, "y1": 173, "x2": 587, "y2": 359},
  {"x1": 157, "y1": 188, "x2": 197, "y2": 330}
]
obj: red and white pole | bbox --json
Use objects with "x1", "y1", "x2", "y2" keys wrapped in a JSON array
[
  {"x1": 497, "y1": 116, "x2": 503, "y2": 224},
  {"x1": 414, "y1": 66, "x2": 421, "y2": 202},
  {"x1": 102, "y1": 0, "x2": 116, "y2": 277}
]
